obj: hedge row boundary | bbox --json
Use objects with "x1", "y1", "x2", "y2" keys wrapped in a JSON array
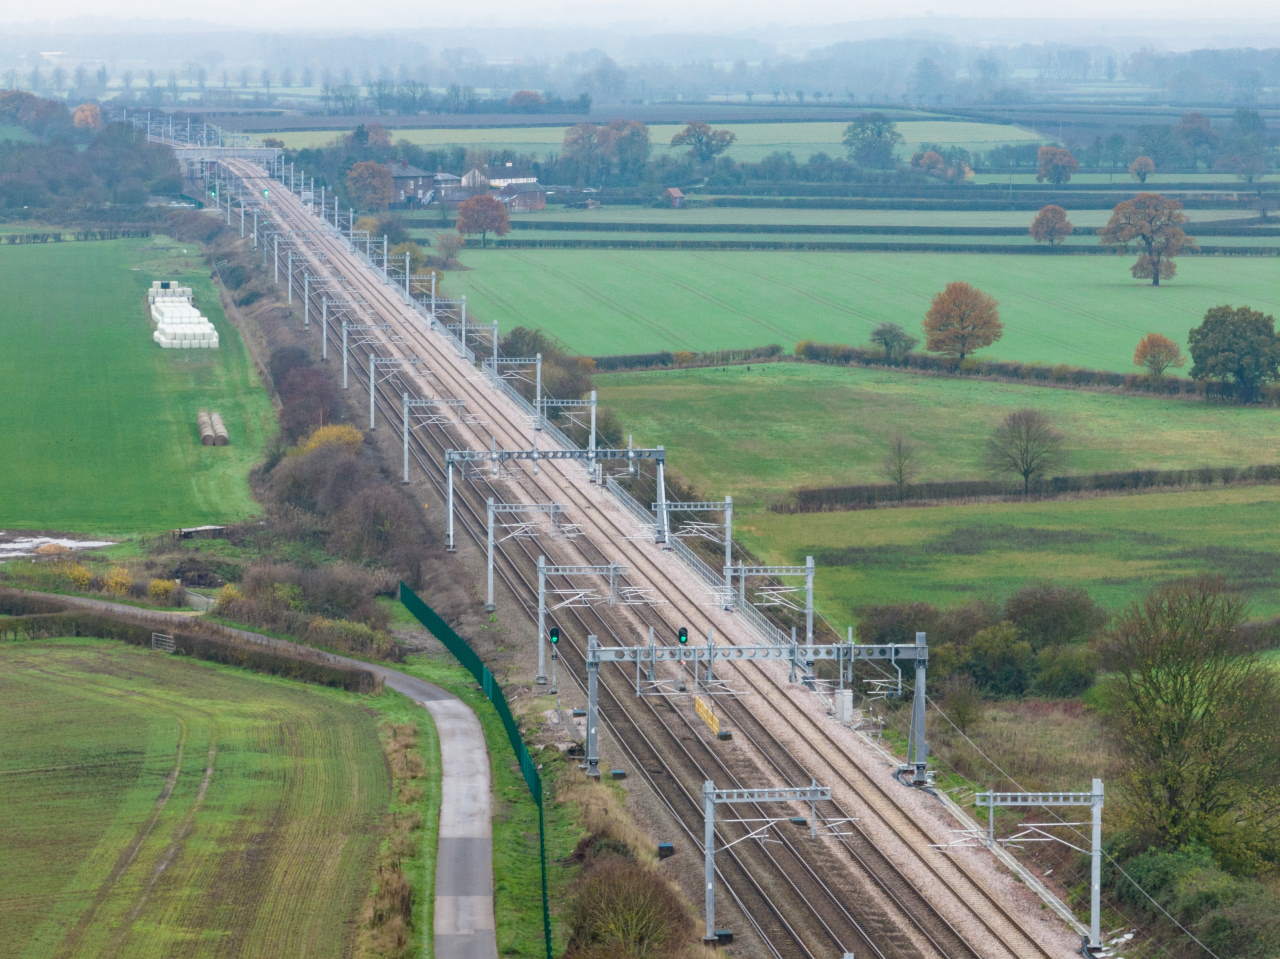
[
  {"x1": 2, "y1": 228, "x2": 154, "y2": 245},
  {"x1": 509, "y1": 220, "x2": 1280, "y2": 238},
  {"x1": 774, "y1": 463, "x2": 1280, "y2": 512}
]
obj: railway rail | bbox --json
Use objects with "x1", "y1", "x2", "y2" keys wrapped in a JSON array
[{"x1": 220, "y1": 156, "x2": 1074, "y2": 959}]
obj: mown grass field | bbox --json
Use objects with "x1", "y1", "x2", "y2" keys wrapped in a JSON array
[
  {"x1": 268, "y1": 118, "x2": 1043, "y2": 159},
  {"x1": 0, "y1": 238, "x2": 274, "y2": 534},
  {"x1": 599, "y1": 364, "x2": 1280, "y2": 504},
  {"x1": 447, "y1": 248, "x2": 1280, "y2": 369},
  {"x1": 739, "y1": 485, "x2": 1280, "y2": 623},
  {"x1": 505, "y1": 207, "x2": 1254, "y2": 227},
  {"x1": 446, "y1": 229, "x2": 1279, "y2": 248},
  {"x1": 0, "y1": 638, "x2": 395, "y2": 958}
]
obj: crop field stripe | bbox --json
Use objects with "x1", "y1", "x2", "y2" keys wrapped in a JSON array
[{"x1": 0, "y1": 640, "x2": 393, "y2": 959}]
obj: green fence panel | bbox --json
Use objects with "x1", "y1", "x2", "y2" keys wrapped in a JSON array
[{"x1": 399, "y1": 583, "x2": 554, "y2": 959}]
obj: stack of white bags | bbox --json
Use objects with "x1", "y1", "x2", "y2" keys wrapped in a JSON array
[{"x1": 148, "y1": 281, "x2": 219, "y2": 349}]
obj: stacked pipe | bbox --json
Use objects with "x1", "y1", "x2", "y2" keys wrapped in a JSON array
[
  {"x1": 209, "y1": 412, "x2": 229, "y2": 446},
  {"x1": 148, "y1": 279, "x2": 219, "y2": 349}
]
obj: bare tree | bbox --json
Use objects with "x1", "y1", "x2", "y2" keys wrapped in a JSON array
[
  {"x1": 881, "y1": 433, "x2": 921, "y2": 500},
  {"x1": 984, "y1": 409, "x2": 1065, "y2": 495}
]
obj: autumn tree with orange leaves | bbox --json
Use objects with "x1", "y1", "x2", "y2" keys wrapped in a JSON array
[
  {"x1": 1029, "y1": 204, "x2": 1073, "y2": 245},
  {"x1": 923, "y1": 282, "x2": 1002, "y2": 362},
  {"x1": 455, "y1": 193, "x2": 510, "y2": 247},
  {"x1": 1129, "y1": 155, "x2": 1155, "y2": 183},
  {"x1": 1133, "y1": 333, "x2": 1185, "y2": 378},
  {"x1": 1099, "y1": 193, "x2": 1196, "y2": 287},
  {"x1": 345, "y1": 161, "x2": 393, "y2": 210},
  {"x1": 1036, "y1": 146, "x2": 1078, "y2": 184}
]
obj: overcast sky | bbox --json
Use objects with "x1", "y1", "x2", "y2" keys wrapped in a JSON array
[{"x1": 4, "y1": 0, "x2": 1280, "y2": 32}]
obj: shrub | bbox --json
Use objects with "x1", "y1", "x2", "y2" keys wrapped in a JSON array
[
  {"x1": 1003, "y1": 582, "x2": 1108, "y2": 649},
  {"x1": 566, "y1": 856, "x2": 691, "y2": 958},
  {"x1": 102, "y1": 566, "x2": 132, "y2": 596},
  {"x1": 1032, "y1": 644, "x2": 1099, "y2": 697},
  {"x1": 147, "y1": 578, "x2": 178, "y2": 603},
  {"x1": 63, "y1": 563, "x2": 92, "y2": 590},
  {"x1": 296, "y1": 423, "x2": 364, "y2": 456},
  {"x1": 213, "y1": 582, "x2": 243, "y2": 611},
  {"x1": 965, "y1": 621, "x2": 1034, "y2": 697}
]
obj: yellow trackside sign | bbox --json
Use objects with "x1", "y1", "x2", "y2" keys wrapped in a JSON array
[{"x1": 694, "y1": 696, "x2": 720, "y2": 736}]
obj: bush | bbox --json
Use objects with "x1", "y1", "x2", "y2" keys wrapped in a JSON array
[
  {"x1": 966, "y1": 622, "x2": 1034, "y2": 697},
  {"x1": 63, "y1": 563, "x2": 92, "y2": 590},
  {"x1": 566, "y1": 856, "x2": 692, "y2": 958},
  {"x1": 297, "y1": 423, "x2": 363, "y2": 456},
  {"x1": 147, "y1": 578, "x2": 179, "y2": 604},
  {"x1": 1003, "y1": 582, "x2": 1107, "y2": 649},
  {"x1": 1032, "y1": 644, "x2": 1098, "y2": 697},
  {"x1": 102, "y1": 566, "x2": 132, "y2": 596}
]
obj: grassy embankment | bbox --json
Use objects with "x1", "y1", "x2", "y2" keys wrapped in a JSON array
[
  {"x1": 445, "y1": 249, "x2": 1280, "y2": 371},
  {"x1": 266, "y1": 118, "x2": 1044, "y2": 159},
  {"x1": 0, "y1": 237, "x2": 274, "y2": 534},
  {"x1": 0, "y1": 638, "x2": 413, "y2": 958}
]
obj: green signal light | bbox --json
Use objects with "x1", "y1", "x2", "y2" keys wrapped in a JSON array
[
  {"x1": 677, "y1": 627, "x2": 688, "y2": 644},
  {"x1": 549, "y1": 627, "x2": 560, "y2": 645}
]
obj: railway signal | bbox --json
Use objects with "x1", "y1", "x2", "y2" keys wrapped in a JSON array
[
  {"x1": 549, "y1": 627, "x2": 560, "y2": 645},
  {"x1": 677, "y1": 627, "x2": 688, "y2": 644}
]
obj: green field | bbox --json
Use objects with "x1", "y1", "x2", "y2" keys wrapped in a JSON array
[
  {"x1": 434, "y1": 229, "x2": 1279, "y2": 248},
  {"x1": 269, "y1": 119, "x2": 1044, "y2": 160},
  {"x1": 738, "y1": 485, "x2": 1280, "y2": 623},
  {"x1": 0, "y1": 238, "x2": 274, "y2": 534},
  {"x1": 502, "y1": 206, "x2": 1255, "y2": 227},
  {"x1": 447, "y1": 248, "x2": 1280, "y2": 369},
  {"x1": 600, "y1": 364, "x2": 1280, "y2": 504},
  {"x1": 0, "y1": 639, "x2": 395, "y2": 958}
]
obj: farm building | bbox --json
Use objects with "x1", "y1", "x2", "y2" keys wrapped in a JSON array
[
  {"x1": 499, "y1": 181, "x2": 547, "y2": 212},
  {"x1": 389, "y1": 162, "x2": 432, "y2": 206},
  {"x1": 664, "y1": 187, "x2": 685, "y2": 208}
]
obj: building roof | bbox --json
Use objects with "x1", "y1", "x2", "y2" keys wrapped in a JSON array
[
  {"x1": 665, "y1": 187, "x2": 685, "y2": 198},
  {"x1": 388, "y1": 162, "x2": 429, "y2": 179},
  {"x1": 499, "y1": 181, "x2": 546, "y2": 195},
  {"x1": 434, "y1": 171, "x2": 462, "y2": 182}
]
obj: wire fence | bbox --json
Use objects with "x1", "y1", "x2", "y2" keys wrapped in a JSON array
[{"x1": 399, "y1": 583, "x2": 553, "y2": 959}]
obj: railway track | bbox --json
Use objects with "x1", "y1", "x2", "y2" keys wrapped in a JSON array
[{"x1": 222, "y1": 157, "x2": 1072, "y2": 959}]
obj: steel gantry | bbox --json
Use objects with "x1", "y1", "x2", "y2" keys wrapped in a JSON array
[
  {"x1": 340, "y1": 321, "x2": 403, "y2": 389},
  {"x1": 443, "y1": 446, "x2": 667, "y2": 551},
  {"x1": 401, "y1": 393, "x2": 467, "y2": 483},
  {"x1": 700, "y1": 779, "x2": 834, "y2": 944},
  {"x1": 583, "y1": 635, "x2": 929, "y2": 779},
  {"x1": 367, "y1": 355, "x2": 428, "y2": 429},
  {"x1": 975, "y1": 780, "x2": 1106, "y2": 954},
  {"x1": 725, "y1": 557, "x2": 815, "y2": 645},
  {"x1": 484, "y1": 500, "x2": 570, "y2": 612},
  {"x1": 483, "y1": 354, "x2": 542, "y2": 419},
  {"x1": 652, "y1": 497, "x2": 734, "y2": 601},
  {"x1": 537, "y1": 558, "x2": 637, "y2": 688}
]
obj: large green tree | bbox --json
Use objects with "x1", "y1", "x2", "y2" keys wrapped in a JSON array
[
  {"x1": 841, "y1": 113, "x2": 903, "y2": 168},
  {"x1": 1099, "y1": 580, "x2": 1280, "y2": 863},
  {"x1": 670, "y1": 122, "x2": 735, "y2": 165},
  {"x1": 1189, "y1": 305, "x2": 1280, "y2": 403}
]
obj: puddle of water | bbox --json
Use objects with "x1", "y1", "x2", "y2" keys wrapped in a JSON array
[{"x1": 0, "y1": 533, "x2": 116, "y2": 559}]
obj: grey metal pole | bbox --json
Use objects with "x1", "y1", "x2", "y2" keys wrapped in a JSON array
[
  {"x1": 491, "y1": 322, "x2": 499, "y2": 367},
  {"x1": 348, "y1": 209, "x2": 353, "y2": 237},
  {"x1": 723, "y1": 496, "x2": 734, "y2": 609},
  {"x1": 805, "y1": 555, "x2": 815, "y2": 645},
  {"x1": 252, "y1": 209, "x2": 258, "y2": 248},
  {"x1": 341, "y1": 321, "x2": 349, "y2": 389},
  {"x1": 369, "y1": 355, "x2": 377, "y2": 430},
  {"x1": 703, "y1": 781, "x2": 716, "y2": 940},
  {"x1": 321, "y1": 298, "x2": 328, "y2": 361},
  {"x1": 320, "y1": 184, "x2": 325, "y2": 215},
  {"x1": 1091, "y1": 779, "x2": 1104, "y2": 951},
  {"x1": 911, "y1": 631, "x2": 929, "y2": 784},
  {"x1": 430, "y1": 270, "x2": 437, "y2": 315},
  {"x1": 534, "y1": 352, "x2": 542, "y2": 429},
  {"x1": 402, "y1": 393, "x2": 410, "y2": 483},
  {"x1": 404, "y1": 251, "x2": 411, "y2": 297},
  {"x1": 286, "y1": 251, "x2": 293, "y2": 304},
  {"x1": 303, "y1": 274, "x2": 310, "y2": 328},
  {"x1": 446, "y1": 460, "x2": 455, "y2": 551},
  {"x1": 655, "y1": 452, "x2": 669, "y2": 545},
  {"x1": 485, "y1": 498, "x2": 496, "y2": 611},
  {"x1": 239, "y1": 202, "x2": 244, "y2": 237},
  {"x1": 382, "y1": 234, "x2": 388, "y2": 274},
  {"x1": 588, "y1": 390, "x2": 597, "y2": 473},
  {"x1": 585, "y1": 636, "x2": 600, "y2": 777},
  {"x1": 536, "y1": 556, "x2": 548, "y2": 684}
]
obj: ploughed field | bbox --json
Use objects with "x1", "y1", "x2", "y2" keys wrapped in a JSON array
[
  {"x1": 264, "y1": 118, "x2": 1045, "y2": 159},
  {"x1": 598, "y1": 364, "x2": 1280, "y2": 504},
  {"x1": 446, "y1": 248, "x2": 1280, "y2": 370},
  {"x1": 0, "y1": 639, "x2": 390, "y2": 958},
  {"x1": 0, "y1": 238, "x2": 273, "y2": 533}
]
